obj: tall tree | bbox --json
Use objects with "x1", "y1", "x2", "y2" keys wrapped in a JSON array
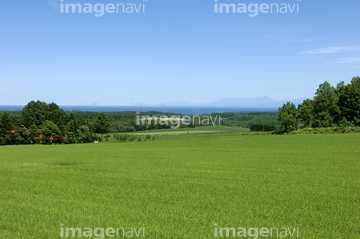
[
  {"x1": 0, "y1": 111, "x2": 14, "y2": 143},
  {"x1": 21, "y1": 101, "x2": 68, "y2": 132},
  {"x1": 21, "y1": 100, "x2": 48, "y2": 127},
  {"x1": 77, "y1": 125, "x2": 91, "y2": 143},
  {"x1": 277, "y1": 102, "x2": 298, "y2": 133},
  {"x1": 297, "y1": 99, "x2": 314, "y2": 127},
  {"x1": 337, "y1": 76, "x2": 360, "y2": 125},
  {"x1": 94, "y1": 112, "x2": 111, "y2": 141},
  {"x1": 28, "y1": 124, "x2": 40, "y2": 143},
  {"x1": 45, "y1": 102, "x2": 69, "y2": 134},
  {"x1": 312, "y1": 81, "x2": 340, "y2": 127},
  {"x1": 41, "y1": 120, "x2": 61, "y2": 143}
]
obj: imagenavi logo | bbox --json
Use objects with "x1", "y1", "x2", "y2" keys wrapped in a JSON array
[{"x1": 214, "y1": 0, "x2": 302, "y2": 17}]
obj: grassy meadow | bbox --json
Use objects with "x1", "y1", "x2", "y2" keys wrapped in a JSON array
[
  {"x1": 108, "y1": 126, "x2": 251, "y2": 142},
  {"x1": 0, "y1": 133, "x2": 360, "y2": 238}
]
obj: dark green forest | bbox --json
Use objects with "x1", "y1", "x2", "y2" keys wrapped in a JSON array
[{"x1": 278, "y1": 76, "x2": 360, "y2": 133}]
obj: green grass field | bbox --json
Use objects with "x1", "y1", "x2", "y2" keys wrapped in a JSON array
[
  {"x1": 127, "y1": 126, "x2": 250, "y2": 134},
  {"x1": 1, "y1": 134, "x2": 360, "y2": 238},
  {"x1": 108, "y1": 126, "x2": 251, "y2": 142}
]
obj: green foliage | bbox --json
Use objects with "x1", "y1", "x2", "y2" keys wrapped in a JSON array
[
  {"x1": 250, "y1": 124, "x2": 275, "y2": 131},
  {"x1": 94, "y1": 112, "x2": 111, "y2": 138},
  {"x1": 41, "y1": 120, "x2": 61, "y2": 142},
  {"x1": 21, "y1": 100, "x2": 47, "y2": 127},
  {"x1": 337, "y1": 76, "x2": 360, "y2": 125},
  {"x1": 215, "y1": 112, "x2": 280, "y2": 129},
  {"x1": 69, "y1": 111, "x2": 136, "y2": 133},
  {"x1": 277, "y1": 102, "x2": 298, "y2": 133},
  {"x1": 11, "y1": 125, "x2": 31, "y2": 145},
  {"x1": 104, "y1": 134, "x2": 111, "y2": 142},
  {"x1": 77, "y1": 125, "x2": 92, "y2": 143},
  {"x1": 338, "y1": 117, "x2": 355, "y2": 127},
  {"x1": 0, "y1": 111, "x2": 13, "y2": 137},
  {"x1": 312, "y1": 81, "x2": 340, "y2": 127},
  {"x1": 21, "y1": 101, "x2": 68, "y2": 133},
  {"x1": 297, "y1": 99, "x2": 314, "y2": 127},
  {"x1": 45, "y1": 103, "x2": 68, "y2": 133},
  {"x1": 65, "y1": 131, "x2": 78, "y2": 144},
  {"x1": 276, "y1": 76, "x2": 360, "y2": 133},
  {"x1": 28, "y1": 124, "x2": 40, "y2": 142},
  {"x1": 102, "y1": 126, "x2": 250, "y2": 143},
  {"x1": 144, "y1": 134, "x2": 151, "y2": 141},
  {"x1": 289, "y1": 126, "x2": 360, "y2": 135},
  {"x1": 66, "y1": 119, "x2": 79, "y2": 136},
  {"x1": 113, "y1": 133, "x2": 137, "y2": 142},
  {"x1": 65, "y1": 117, "x2": 95, "y2": 143}
]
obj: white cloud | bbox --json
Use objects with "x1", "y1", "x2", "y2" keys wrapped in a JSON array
[{"x1": 299, "y1": 46, "x2": 360, "y2": 55}]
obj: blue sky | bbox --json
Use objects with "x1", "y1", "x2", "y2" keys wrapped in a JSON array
[{"x1": 0, "y1": 0, "x2": 359, "y2": 106}]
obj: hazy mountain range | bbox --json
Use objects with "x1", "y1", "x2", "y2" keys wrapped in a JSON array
[{"x1": 155, "y1": 97, "x2": 309, "y2": 108}]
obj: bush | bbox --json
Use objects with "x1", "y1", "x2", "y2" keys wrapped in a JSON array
[
  {"x1": 250, "y1": 124, "x2": 276, "y2": 131},
  {"x1": 114, "y1": 134, "x2": 138, "y2": 143},
  {"x1": 289, "y1": 127, "x2": 360, "y2": 135}
]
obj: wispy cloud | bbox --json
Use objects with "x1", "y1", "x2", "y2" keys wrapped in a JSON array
[
  {"x1": 299, "y1": 46, "x2": 360, "y2": 55},
  {"x1": 328, "y1": 57, "x2": 360, "y2": 64}
]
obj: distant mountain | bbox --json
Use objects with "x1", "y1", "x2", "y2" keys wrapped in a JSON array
[
  {"x1": 157, "y1": 97, "x2": 308, "y2": 108},
  {"x1": 203, "y1": 97, "x2": 308, "y2": 108},
  {"x1": 156, "y1": 101, "x2": 196, "y2": 107}
]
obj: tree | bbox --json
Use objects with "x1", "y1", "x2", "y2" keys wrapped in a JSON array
[
  {"x1": 28, "y1": 124, "x2": 40, "y2": 143},
  {"x1": 94, "y1": 112, "x2": 111, "y2": 141},
  {"x1": 77, "y1": 125, "x2": 91, "y2": 143},
  {"x1": 45, "y1": 102, "x2": 68, "y2": 134},
  {"x1": 12, "y1": 125, "x2": 30, "y2": 145},
  {"x1": 21, "y1": 101, "x2": 48, "y2": 127},
  {"x1": 277, "y1": 102, "x2": 298, "y2": 133},
  {"x1": 337, "y1": 76, "x2": 360, "y2": 125},
  {"x1": 41, "y1": 120, "x2": 61, "y2": 143},
  {"x1": 0, "y1": 111, "x2": 13, "y2": 144},
  {"x1": 297, "y1": 99, "x2": 314, "y2": 127},
  {"x1": 312, "y1": 81, "x2": 340, "y2": 127},
  {"x1": 0, "y1": 111, "x2": 13, "y2": 134},
  {"x1": 66, "y1": 118, "x2": 80, "y2": 140},
  {"x1": 250, "y1": 124, "x2": 275, "y2": 131},
  {"x1": 21, "y1": 101, "x2": 68, "y2": 133}
]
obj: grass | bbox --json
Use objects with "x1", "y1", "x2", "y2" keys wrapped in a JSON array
[
  {"x1": 129, "y1": 126, "x2": 249, "y2": 134},
  {"x1": 0, "y1": 134, "x2": 360, "y2": 238},
  {"x1": 107, "y1": 126, "x2": 251, "y2": 142}
]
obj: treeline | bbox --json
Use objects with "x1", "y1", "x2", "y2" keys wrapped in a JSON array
[
  {"x1": 278, "y1": 76, "x2": 360, "y2": 133},
  {"x1": 218, "y1": 112, "x2": 280, "y2": 129},
  {"x1": 250, "y1": 124, "x2": 276, "y2": 131},
  {"x1": 0, "y1": 101, "x2": 110, "y2": 145},
  {"x1": 69, "y1": 111, "x2": 137, "y2": 132},
  {"x1": 0, "y1": 102, "x2": 213, "y2": 145},
  {"x1": 67, "y1": 111, "x2": 280, "y2": 132},
  {"x1": 68, "y1": 111, "x2": 202, "y2": 132}
]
